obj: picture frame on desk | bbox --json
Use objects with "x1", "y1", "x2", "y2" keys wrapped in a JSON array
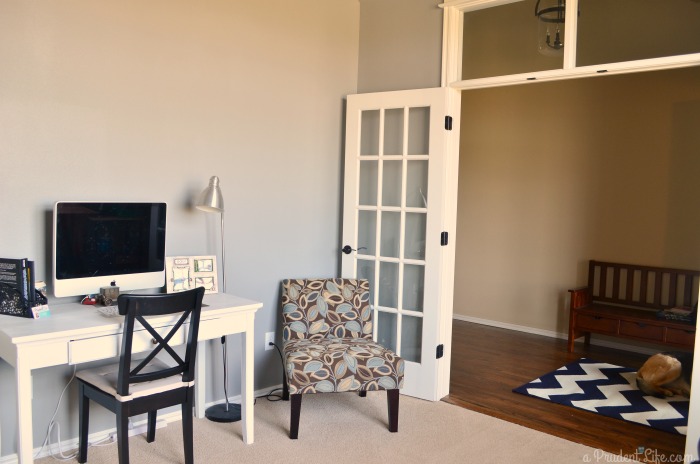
[{"x1": 165, "y1": 255, "x2": 218, "y2": 294}]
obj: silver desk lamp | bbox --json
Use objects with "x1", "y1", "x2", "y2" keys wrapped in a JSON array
[{"x1": 196, "y1": 175, "x2": 241, "y2": 422}]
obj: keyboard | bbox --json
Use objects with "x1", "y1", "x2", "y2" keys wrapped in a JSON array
[{"x1": 96, "y1": 305, "x2": 121, "y2": 317}]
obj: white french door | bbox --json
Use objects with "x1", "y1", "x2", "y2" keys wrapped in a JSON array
[{"x1": 341, "y1": 87, "x2": 460, "y2": 401}]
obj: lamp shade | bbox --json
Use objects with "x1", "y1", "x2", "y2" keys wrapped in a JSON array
[{"x1": 196, "y1": 176, "x2": 224, "y2": 213}]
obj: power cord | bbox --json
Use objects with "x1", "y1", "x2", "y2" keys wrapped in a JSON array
[
  {"x1": 34, "y1": 365, "x2": 79, "y2": 461},
  {"x1": 34, "y1": 365, "x2": 116, "y2": 461},
  {"x1": 255, "y1": 341, "x2": 285, "y2": 403}
]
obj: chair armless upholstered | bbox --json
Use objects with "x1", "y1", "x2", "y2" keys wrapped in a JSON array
[
  {"x1": 76, "y1": 287, "x2": 205, "y2": 464},
  {"x1": 281, "y1": 278, "x2": 404, "y2": 438}
]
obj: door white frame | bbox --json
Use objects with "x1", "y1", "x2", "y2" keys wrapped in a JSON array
[
  {"x1": 341, "y1": 88, "x2": 461, "y2": 401},
  {"x1": 439, "y1": 1, "x2": 700, "y2": 460},
  {"x1": 439, "y1": 0, "x2": 700, "y2": 89}
]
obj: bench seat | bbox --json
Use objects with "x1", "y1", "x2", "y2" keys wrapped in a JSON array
[{"x1": 567, "y1": 261, "x2": 698, "y2": 352}]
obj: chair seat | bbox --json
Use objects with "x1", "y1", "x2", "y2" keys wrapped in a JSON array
[
  {"x1": 284, "y1": 337, "x2": 404, "y2": 395},
  {"x1": 77, "y1": 359, "x2": 194, "y2": 402}
]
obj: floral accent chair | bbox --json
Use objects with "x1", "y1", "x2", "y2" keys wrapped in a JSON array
[{"x1": 281, "y1": 278, "x2": 404, "y2": 439}]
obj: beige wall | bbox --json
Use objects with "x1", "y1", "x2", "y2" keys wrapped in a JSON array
[{"x1": 454, "y1": 66, "x2": 700, "y2": 334}]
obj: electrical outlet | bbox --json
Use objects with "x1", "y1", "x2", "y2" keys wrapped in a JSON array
[{"x1": 265, "y1": 332, "x2": 275, "y2": 351}]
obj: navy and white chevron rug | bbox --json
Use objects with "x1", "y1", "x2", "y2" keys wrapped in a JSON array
[{"x1": 513, "y1": 358, "x2": 689, "y2": 435}]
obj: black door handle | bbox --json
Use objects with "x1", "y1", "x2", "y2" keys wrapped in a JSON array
[{"x1": 342, "y1": 245, "x2": 367, "y2": 255}]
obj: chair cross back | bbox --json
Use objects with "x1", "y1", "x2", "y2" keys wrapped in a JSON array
[{"x1": 116, "y1": 292, "x2": 202, "y2": 396}]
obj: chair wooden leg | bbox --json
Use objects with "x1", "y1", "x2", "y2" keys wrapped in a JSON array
[
  {"x1": 387, "y1": 389, "x2": 399, "y2": 433},
  {"x1": 182, "y1": 391, "x2": 194, "y2": 464},
  {"x1": 359, "y1": 390, "x2": 367, "y2": 398},
  {"x1": 116, "y1": 406, "x2": 130, "y2": 464},
  {"x1": 290, "y1": 394, "x2": 302, "y2": 439},
  {"x1": 146, "y1": 410, "x2": 157, "y2": 443},
  {"x1": 78, "y1": 383, "x2": 90, "y2": 464}
]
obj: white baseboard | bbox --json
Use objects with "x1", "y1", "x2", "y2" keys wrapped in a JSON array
[
  {"x1": 0, "y1": 385, "x2": 284, "y2": 464},
  {"x1": 452, "y1": 314, "x2": 659, "y2": 356}
]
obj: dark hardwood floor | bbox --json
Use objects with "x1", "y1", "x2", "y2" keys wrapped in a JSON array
[{"x1": 444, "y1": 320, "x2": 688, "y2": 463}]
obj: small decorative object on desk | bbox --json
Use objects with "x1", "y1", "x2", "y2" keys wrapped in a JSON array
[
  {"x1": 165, "y1": 255, "x2": 218, "y2": 294},
  {"x1": 656, "y1": 306, "x2": 696, "y2": 323}
]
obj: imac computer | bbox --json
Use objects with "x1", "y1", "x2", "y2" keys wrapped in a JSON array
[{"x1": 52, "y1": 201, "x2": 167, "y2": 298}]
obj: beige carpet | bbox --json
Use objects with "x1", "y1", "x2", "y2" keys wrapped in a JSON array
[{"x1": 39, "y1": 393, "x2": 636, "y2": 464}]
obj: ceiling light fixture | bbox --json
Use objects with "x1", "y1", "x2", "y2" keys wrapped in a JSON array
[{"x1": 535, "y1": 0, "x2": 566, "y2": 56}]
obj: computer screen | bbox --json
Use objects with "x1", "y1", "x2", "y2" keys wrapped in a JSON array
[{"x1": 53, "y1": 201, "x2": 167, "y2": 297}]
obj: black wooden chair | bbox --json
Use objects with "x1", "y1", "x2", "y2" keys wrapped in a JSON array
[{"x1": 76, "y1": 287, "x2": 205, "y2": 464}]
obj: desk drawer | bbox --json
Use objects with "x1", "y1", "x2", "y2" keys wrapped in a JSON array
[
  {"x1": 198, "y1": 315, "x2": 244, "y2": 340},
  {"x1": 666, "y1": 327, "x2": 696, "y2": 348},
  {"x1": 619, "y1": 321, "x2": 664, "y2": 342},
  {"x1": 576, "y1": 314, "x2": 618, "y2": 334},
  {"x1": 69, "y1": 325, "x2": 186, "y2": 365}
]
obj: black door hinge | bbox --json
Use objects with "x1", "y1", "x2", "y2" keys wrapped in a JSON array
[
  {"x1": 444, "y1": 116, "x2": 453, "y2": 131},
  {"x1": 440, "y1": 231, "x2": 448, "y2": 246},
  {"x1": 436, "y1": 344, "x2": 444, "y2": 359}
]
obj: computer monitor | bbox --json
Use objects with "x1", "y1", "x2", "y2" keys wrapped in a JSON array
[{"x1": 52, "y1": 201, "x2": 167, "y2": 298}]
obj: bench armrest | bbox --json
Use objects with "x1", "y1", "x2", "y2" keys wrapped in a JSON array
[{"x1": 568, "y1": 287, "x2": 592, "y2": 310}]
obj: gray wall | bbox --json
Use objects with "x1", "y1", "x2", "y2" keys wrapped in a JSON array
[
  {"x1": 358, "y1": 0, "x2": 443, "y2": 93},
  {"x1": 0, "y1": 0, "x2": 358, "y2": 456}
]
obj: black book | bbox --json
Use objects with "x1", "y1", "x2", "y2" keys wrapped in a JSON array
[
  {"x1": 26, "y1": 260, "x2": 35, "y2": 307},
  {"x1": 0, "y1": 257, "x2": 28, "y2": 295},
  {"x1": 0, "y1": 257, "x2": 32, "y2": 317}
]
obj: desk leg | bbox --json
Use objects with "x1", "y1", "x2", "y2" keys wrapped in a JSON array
[
  {"x1": 16, "y1": 358, "x2": 33, "y2": 464},
  {"x1": 195, "y1": 340, "x2": 207, "y2": 419},
  {"x1": 241, "y1": 325, "x2": 254, "y2": 444}
]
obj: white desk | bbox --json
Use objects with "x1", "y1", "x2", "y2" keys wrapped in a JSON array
[{"x1": 0, "y1": 293, "x2": 261, "y2": 464}]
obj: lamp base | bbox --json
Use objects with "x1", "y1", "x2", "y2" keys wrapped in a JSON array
[{"x1": 205, "y1": 402, "x2": 241, "y2": 423}]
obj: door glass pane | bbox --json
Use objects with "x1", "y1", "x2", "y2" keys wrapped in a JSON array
[
  {"x1": 382, "y1": 160, "x2": 402, "y2": 207},
  {"x1": 384, "y1": 108, "x2": 404, "y2": 156},
  {"x1": 378, "y1": 261, "x2": 399, "y2": 308},
  {"x1": 377, "y1": 311, "x2": 397, "y2": 352},
  {"x1": 404, "y1": 213, "x2": 426, "y2": 260},
  {"x1": 403, "y1": 264, "x2": 425, "y2": 313},
  {"x1": 401, "y1": 315, "x2": 423, "y2": 363},
  {"x1": 357, "y1": 259, "x2": 376, "y2": 303},
  {"x1": 577, "y1": 0, "x2": 700, "y2": 67},
  {"x1": 407, "y1": 107, "x2": 430, "y2": 156},
  {"x1": 406, "y1": 160, "x2": 428, "y2": 208},
  {"x1": 380, "y1": 212, "x2": 401, "y2": 258},
  {"x1": 357, "y1": 210, "x2": 376, "y2": 256},
  {"x1": 360, "y1": 110, "x2": 380, "y2": 156},
  {"x1": 359, "y1": 161, "x2": 378, "y2": 206},
  {"x1": 462, "y1": 0, "x2": 563, "y2": 80}
]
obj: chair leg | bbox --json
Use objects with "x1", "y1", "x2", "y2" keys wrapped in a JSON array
[
  {"x1": 289, "y1": 394, "x2": 302, "y2": 439},
  {"x1": 78, "y1": 383, "x2": 90, "y2": 464},
  {"x1": 182, "y1": 391, "x2": 194, "y2": 464},
  {"x1": 116, "y1": 406, "x2": 130, "y2": 464},
  {"x1": 147, "y1": 410, "x2": 157, "y2": 443},
  {"x1": 359, "y1": 390, "x2": 367, "y2": 398},
  {"x1": 387, "y1": 389, "x2": 399, "y2": 433}
]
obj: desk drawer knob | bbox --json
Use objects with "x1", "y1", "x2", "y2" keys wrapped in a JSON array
[{"x1": 152, "y1": 338, "x2": 157, "y2": 345}]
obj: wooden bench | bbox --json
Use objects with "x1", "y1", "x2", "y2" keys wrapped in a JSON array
[{"x1": 567, "y1": 260, "x2": 699, "y2": 352}]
